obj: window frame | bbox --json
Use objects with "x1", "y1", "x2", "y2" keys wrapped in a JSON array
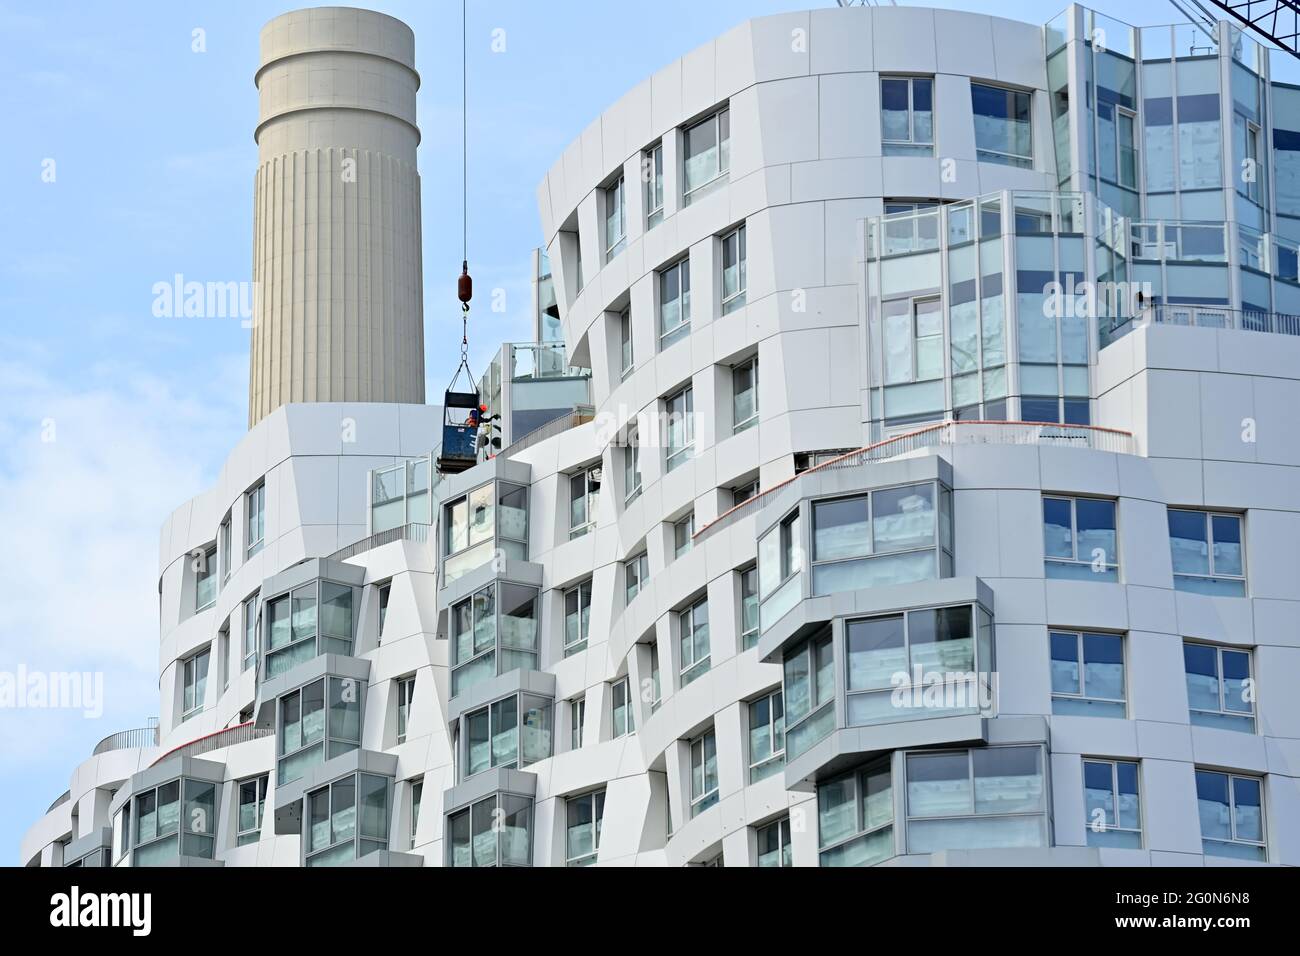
[
  {"x1": 395, "y1": 674, "x2": 417, "y2": 744},
  {"x1": 1183, "y1": 641, "x2": 1256, "y2": 732},
  {"x1": 195, "y1": 545, "x2": 218, "y2": 611},
  {"x1": 181, "y1": 648, "x2": 210, "y2": 720},
  {"x1": 664, "y1": 385, "x2": 695, "y2": 470},
  {"x1": 881, "y1": 75, "x2": 935, "y2": 155},
  {"x1": 732, "y1": 356, "x2": 758, "y2": 432},
  {"x1": 605, "y1": 174, "x2": 627, "y2": 260},
  {"x1": 1042, "y1": 494, "x2": 1120, "y2": 581},
  {"x1": 756, "y1": 816, "x2": 792, "y2": 867},
  {"x1": 245, "y1": 482, "x2": 265, "y2": 557},
  {"x1": 970, "y1": 81, "x2": 1034, "y2": 168},
  {"x1": 625, "y1": 551, "x2": 649, "y2": 604},
  {"x1": 565, "y1": 790, "x2": 606, "y2": 867},
  {"x1": 659, "y1": 258, "x2": 692, "y2": 348},
  {"x1": 570, "y1": 696, "x2": 585, "y2": 750},
  {"x1": 1167, "y1": 509, "x2": 1246, "y2": 595},
  {"x1": 688, "y1": 729, "x2": 720, "y2": 816},
  {"x1": 1050, "y1": 629, "x2": 1126, "y2": 717},
  {"x1": 1082, "y1": 758, "x2": 1142, "y2": 848},
  {"x1": 739, "y1": 565, "x2": 760, "y2": 650},
  {"x1": 1195, "y1": 769, "x2": 1266, "y2": 860},
  {"x1": 721, "y1": 223, "x2": 747, "y2": 314},
  {"x1": 678, "y1": 596, "x2": 711, "y2": 686},
  {"x1": 563, "y1": 580, "x2": 593, "y2": 656},
  {"x1": 644, "y1": 142, "x2": 665, "y2": 226},
  {"x1": 611, "y1": 676, "x2": 634, "y2": 738},
  {"x1": 236, "y1": 774, "x2": 269, "y2": 847},
  {"x1": 242, "y1": 592, "x2": 260, "y2": 674},
  {"x1": 619, "y1": 306, "x2": 634, "y2": 378},
  {"x1": 817, "y1": 758, "x2": 895, "y2": 866},
  {"x1": 673, "y1": 512, "x2": 694, "y2": 558},
  {"x1": 747, "y1": 689, "x2": 785, "y2": 783},
  {"x1": 568, "y1": 464, "x2": 602, "y2": 539},
  {"x1": 623, "y1": 425, "x2": 642, "y2": 505},
  {"x1": 682, "y1": 107, "x2": 730, "y2": 202}
]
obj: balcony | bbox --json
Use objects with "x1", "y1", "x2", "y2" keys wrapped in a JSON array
[
  {"x1": 150, "y1": 722, "x2": 273, "y2": 768},
  {"x1": 92, "y1": 725, "x2": 160, "y2": 756},
  {"x1": 695, "y1": 420, "x2": 1136, "y2": 545},
  {"x1": 1102, "y1": 304, "x2": 1300, "y2": 345}
]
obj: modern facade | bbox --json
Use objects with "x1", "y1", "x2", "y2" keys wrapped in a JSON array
[{"x1": 21, "y1": 2, "x2": 1300, "y2": 868}]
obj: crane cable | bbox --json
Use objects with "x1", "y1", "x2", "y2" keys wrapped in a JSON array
[{"x1": 455, "y1": 0, "x2": 472, "y2": 380}]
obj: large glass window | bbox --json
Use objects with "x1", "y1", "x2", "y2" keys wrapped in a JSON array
[
  {"x1": 644, "y1": 142, "x2": 664, "y2": 227},
  {"x1": 818, "y1": 760, "x2": 893, "y2": 867},
  {"x1": 733, "y1": 357, "x2": 758, "y2": 432},
  {"x1": 971, "y1": 83, "x2": 1033, "y2": 167},
  {"x1": 721, "y1": 224, "x2": 747, "y2": 313},
  {"x1": 1168, "y1": 510, "x2": 1245, "y2": 596},
  {"x1": 569, "y1": 464, "x2": 602, "y2": 539},
  {"x1": 246, "y1": 482, "x2": 265, "y2": 557},
  {"x1": 845, "y1": 604, "x2": 992, "y2": 726},
  {"x1": 811, "y1": 482, "x2": 949, "y2": 596},
  {"x1": 370, "y1": 457, "x2": 430, "y2": 533},
  {"x1": 683, "y1": 107, "x2": 730, "y2": 202},
  {"x1": 1184, "y1": 643, "x2": 1255, "y2": 732},
  {"x1": 881, "y1": 76, "x2": 934, "y2": 155},
  {"x1": 678, "y1": 597, "x2": 710, "y2": 686},
  {"x1": 264, "y1": 579, "x2": 356, "y2": 678},
  {"x1": 611, "y1": 676, "x2": 635, "y2": 738},
  {"x1": 883, "y1": 296, "x2": 943, "y2": 384},
  {"x1": 237, "y1": 774, "x2": 269, "y2": 846},
  {"x1": 664, "y1": 385, "x2": 694, "y2": 470},
  {"x1": 1083, "y1": 758, "x2": 1141, "y2": 848},
  {"x1": 277, "y1": 676, "x2": 362, "y2": 785},
  {"x1": 756, "y1": 817, "x2": 792, "y2": 867},
  {"x1": 1196, "y1": 769, "x2": 1265, "y2": 861},
  {"x1": 564, "y1": 580, "x2": 592, "y2": 656},
  {"x1": 306, "y1": 772, "x2": 388, "y2": 866},
  {"x1": 463, "y1": 693, "x2": 553, "y2": 778},
  {"x1": 195, "y1": 546, "x2": 218, "y2": 610},
  {"x1": 448, "y1": 793, "x2": 533, "y2": 867},
  {"x1": 689, "y1": 729, "x2": 719, "y2": 816},
  {"x1": 783, "y1": 626, "x2": 834, "y2": 760},
  {"x1": 758, "y1": 509, "x2": 803, "y2": 629},
  {"x1": 605, "y1": 175, "x2": 626, "y2": 260},
  {"x1": 451, "y1": 582, "x2": 539, "y2": 697},
  {"x1": 132, "y1": 777, "x2": 215, "y2": 866},
  {"x1": 1050, "y1": 630, "x2": 1125, "y2": 717},
  {"x1": 1043, "y1": 496, "x2": 1119, "y2": 582},
  {"x1": 748, "y1": 690, "x2": 785, "y2": 783},
  {"x1": 660, "y1": 259, "x2": 691, "y2": 348},
  {"x1": 566, "y1": 790, "x2": 605, "y2": 866},
  {"x1": 905, "y1": 747, "x2": 1047, "y2": 852},
  {"x1": 181, "y1": 648, "x2": 209, "y2": 720}
]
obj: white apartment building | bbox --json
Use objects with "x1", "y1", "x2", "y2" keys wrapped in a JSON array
[{"x1": 22, "y1": 3, "x2": 1300, "y2": 868}]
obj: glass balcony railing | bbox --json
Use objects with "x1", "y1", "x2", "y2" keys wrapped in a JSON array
[{"x1": 509, "y1": 343, "x2": 590, "y2": 381}]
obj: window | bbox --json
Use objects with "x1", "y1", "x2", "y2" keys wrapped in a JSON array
[
  {"x1": 181, "y1": 648, "x2": 209, "y2": 720},
  {"x1": 756, "y1": 817, "x2": 792, "y2": 867},
  {"x1": 1116, "y1": 107, "x2": 1137, "y2": 188},
  {"x1": 246, "y1": 482, "x2": 265, "y2": 557},
  {"x1": 463, "y1": 694, "x2": 553, "y2": 776},
  {"x1": 237, "y1": 775, "x2": 268, "y2": 847},
  {"x1": 370, "y1": 456, "x2": 431, "y2": 533},
  {"x1": 624, "y1": 426, "x2": 641, "y2": 504},
  {"x1": 1184, "y1": 643, "x2": 1255, "y2": 732},
  {"x1": 569, "y1": 464, "x2": 602, "y2": 538},
  {"x1": 564, "y1": 580, "x2": 592, "y2": 655},
  {"x1": 678, "y1": 597, "x2": 710, "y2": 686},
  {"x1": 1050, "y1": 631, "x2": 1125, "y2": 717},
  {"x1": 443, "y1": 482, "x2": 528, "y2": 585},
  {"x1": 306, "y1": 773, "x2": 388, "y2": 866},
  {"x1": 971, "y1": 83, "x2": 1032, "y2": 168},
  {"x1": 883, "y1": 296, "x2": 943, "y2": 384},
  {"x1": 1236, "y1": 113, "x2": 1262, "y2": 203},
  {"x1": 1083, "y1": 759, "x2": 1141, "y2": 848},
  {"x1": 219, "y1": 516, "x2": 232, "y2": 582},
  {"x1": 195, "y1": 546, "x2": 217, "y2": 610},
  {"x1": 881, "y1": 76, "x2": 934, "y2": 155},
  {"x1": 112, "y1": 805, "x2": 130, "y2": 863},
  {"x1": 721, "y1": 224, "x2": 747, "y2": 313},
  {"x1": 748, "y1": 690, "x2": 785, "y2": 783},
  {"x1": 377, "y1": 583, "x2": 391, "y2": 641},
  {"x1": 409, "y1": 778, "x2": 423, "y2": 849},
  {"x1": 664, "y1": 385, "x2": 694, "y2": 470},
  {"x1": 905, "y1": 747, "x2": 1047, "y2": 852},
  {"x1": 625, "y1": 552, "x2": 649, "y2": 604},
  {"x1": 1168, "y1": 510, "x2": 1245, "y2": 596},
  {"x1": 1042, "y1": 496, "x2": 1118, "y2": 582},
  {"x1": 619, "y1": 307, "x2": 634, "y2": 377},
  {"x1": 673, "y1": 513, "x2": 694, "y2": 558},
  {"x1": 784, "y1": 626, "x2": 834, "y2": 759},
  {"x1": 809, "y1": 482, "x2": 950, "y2": 597},
  {"x1": 131, "y1": 778, "x2": 216, "y2": 866},
  {"x1": 732, "y1": 479, "x2": 759, "y2": 507},
  {"x1": 818, "y1": 760, "x2": 894, "y2": 866},
  {"x1": 732, "y1": 357, "x2": 758, "y2": 432},
  {"x1": 570, "y1": 696, "x2": 585, "y2": 750},
  {"x1": 689, "y1": 729, "x2": 719, "y2": 816},
  {"x1": 447, "y1": 794, "x2": 533, "y2": 867},
  {"x1": 1196, "y1": 770, "x2": 1265, "y2": 861},
  {"x1": 845, "y1": 605, "x2": 992, "y2": 726},
  {"x1": 396, "y1": 675, "x2": 416, "y2": 744},
  {"x1": 659, "y1": 258, "x2": 691, "y2": 347},
  {"x1": 242, "y1": 593, "x2": 259, "y2": 673},
  {"x1": 265, "y1": 579, "x2": 356, "y2": 678},
  {"x1": 450, "y1": 582, "x2": 539, "y2": 697},
  {"x1": 611, "y1": 676, "x2": 634, "y2": 738},
  {"x1": 683, "y1": 107, "x2": 730, "y2": 202},
  {"x1": 647, "y1": 642, "x2": 662, "y2": 713},
  {"x1": 739, "y1": 566, "x2": 759, "y2": 650},
  {"x1": 277, "y1": 676, "x2": 362, "y2": 785},
  {"x1": 605, "y1": 174, "x2": 626, "y2": 260},
  {"x1": 566, "y1": 790, "x2": 606, "y2": 866},
  {"x1": 644, "y1": 142, "x2": 664, "y2": 226}
]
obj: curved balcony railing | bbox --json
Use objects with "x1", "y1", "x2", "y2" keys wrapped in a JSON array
[
  {"x1": 91, "y1": 725, "x2": 160, "y2": 756},
  {"x1": 694, "y1": 420, "x2": 1136, "y2": 545},
  {"x1": 46, "y1": 790, "x2": 71, "y2": 814},
  {"x1": 329, "y1": 521, "x2": 430, "y2": 562},
  {"x1": 150, "y1": 721, "x2": 274, "y2": 768}
]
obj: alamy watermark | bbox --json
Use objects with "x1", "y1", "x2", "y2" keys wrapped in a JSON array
[{"x1": 0, "y1": 665, "x2": 103, "y2": 718}]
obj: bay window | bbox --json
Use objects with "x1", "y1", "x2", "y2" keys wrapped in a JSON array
[
  {"x1": 264, "y1": 579, "x2": 356, "y2": 678},
  {"x1": 448, "y1": 793, "x2": 533, "y2": 867},
  {"x1": 783, "y1": 626, "x2": 834, "y2": 759},
  {"x1": 442, "y1": 481, "x2": 528, "y2": 586},
  {"x1": 819, "y1": 760, "x2": 894, "y2": 866},
  {"x1": 905, "y1": 747, "x2": 1047, "y2": 852},
  {"x1": 277, "y1": 676, "x2": 362, "y2": 786},
  {"x1": 450, "y1": 582, "x2": 539, "y2": 697},
  {"x1": 463, "y1": 692, "x2": 553, "y2": 778},
  {"x1": 306, "y1": 772, "x2": 388, "y2": 866}
]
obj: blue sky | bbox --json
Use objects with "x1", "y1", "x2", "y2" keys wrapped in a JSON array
[{"x1": 0, "y1": 0, "x2": 1285, "y2": 862}]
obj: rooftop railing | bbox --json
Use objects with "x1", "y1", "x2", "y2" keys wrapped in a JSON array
[
  {"x1": 329, "y1": 521, "x2": 430, "y2": 562},
  {"x1": 694, "y1": 420, "x2": 1135, "y2": 545},
  {"x1": 150, "y1": 721, "x2": 273, "y2": 769},
  {"x1": 91, "y1": 725, "x2": 160, "y2": 756}
]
